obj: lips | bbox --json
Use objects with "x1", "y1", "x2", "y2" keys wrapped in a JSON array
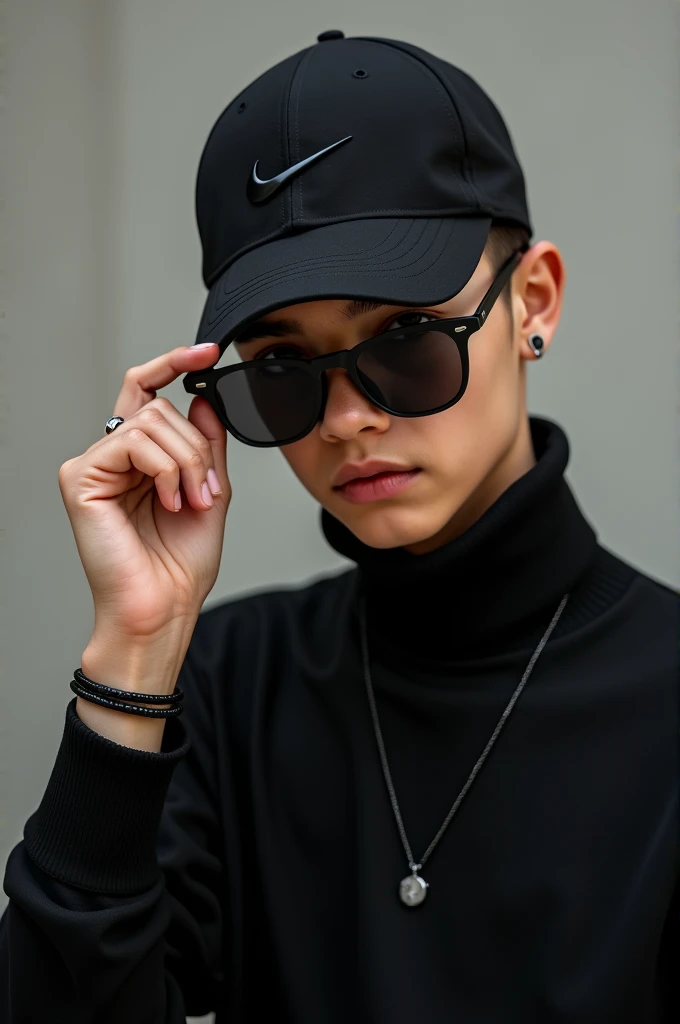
[
  {"x1": 332, "y1": 459, "x2": 419, "y2": 489},
  {"x1": 335, "y1": 469, "x2": 422, "y2": 504}
]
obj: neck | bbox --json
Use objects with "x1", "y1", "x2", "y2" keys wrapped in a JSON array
[{"x1": 321, "y1": 415, "x2": 601, "y2": 666}]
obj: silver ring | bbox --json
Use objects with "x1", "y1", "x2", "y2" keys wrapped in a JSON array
[{"x1": 105, "y1": 416, "x2": 125, "y2": 435}]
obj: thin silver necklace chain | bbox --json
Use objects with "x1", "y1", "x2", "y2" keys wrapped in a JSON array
[{"x1": 358, "y1": 589, "x2": 571, "y2": 907}]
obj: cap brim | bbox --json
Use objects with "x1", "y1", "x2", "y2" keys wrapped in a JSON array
[{"x1": 195, "y1": 215, "x2": 492, "y2": 355}]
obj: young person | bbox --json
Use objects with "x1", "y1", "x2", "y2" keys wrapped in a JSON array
[{"x1": 2, "y1": 30, "x2": 678, "y2": 1024}]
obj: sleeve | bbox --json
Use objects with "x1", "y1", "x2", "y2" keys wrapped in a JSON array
[{"x1": 0, "y1": 633, "x2": 228, "y2": 1023}]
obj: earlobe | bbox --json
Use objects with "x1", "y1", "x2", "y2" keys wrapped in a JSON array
[{"x1": 527, "y1": 333, "x2": 545, "y2": 358}]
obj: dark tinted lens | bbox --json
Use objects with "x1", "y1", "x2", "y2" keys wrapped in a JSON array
[
  {"x1": 356, "y1": 329, "x2": 463, "y2": 413},
  {"x1": 216, "y1": 362, "x2": 319, "y2": 444}
]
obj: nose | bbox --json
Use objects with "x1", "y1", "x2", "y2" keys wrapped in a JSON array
[{"x1": 318, "y1": 367, "x2": 390, "y2": 442}]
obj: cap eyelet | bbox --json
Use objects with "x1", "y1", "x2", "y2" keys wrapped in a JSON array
[
  {"x1": 237, "y1": 101, "x2": 247, "y2": 113},
  {"x1": 352, "y1": 68, "x2": 369, "y2": 79}
]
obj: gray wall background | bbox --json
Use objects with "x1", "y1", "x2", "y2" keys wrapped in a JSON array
[{"x1": 2, "y1": 3, "x2": 679, "y2": 1020}]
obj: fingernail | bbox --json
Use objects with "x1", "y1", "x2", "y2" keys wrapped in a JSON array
[
  {"x1": 192, "y1": 343, "x2": 216, "y2": 350},
  {"x1": 174, "y1": 489, "x2": 182, "y2": 511},
  {"x1": 201, "y1": 480, "x2": 214, "y2": 506},
  {"x1": 207, "y1": 468, "x2": 222, "y2": 495}
]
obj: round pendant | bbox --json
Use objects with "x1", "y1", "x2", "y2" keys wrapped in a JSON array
[{"x1": 399, "y1": 872, "x2": 429, "y2": 906}]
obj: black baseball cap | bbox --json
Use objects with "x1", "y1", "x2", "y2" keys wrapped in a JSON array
[{"x1": 193, "y1": 30, "x2": 533, "y2": 356}]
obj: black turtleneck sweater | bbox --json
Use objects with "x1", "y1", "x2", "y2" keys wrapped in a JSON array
[{"x1": 2, "y1": 415, "x2": 678, "y2": 1023}]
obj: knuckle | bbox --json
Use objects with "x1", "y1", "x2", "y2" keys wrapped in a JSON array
[
  {"x1": 137, "y1": 407, "x2": 165, "y2": 428},
  {"x1": 193, "y1": 432, "x2": 211, "y2": 454},
  {"x1": 126, "y1": 426, "x2": 146, "y2": 443},
  {"x1": 187, "y1": 448, "x2": 206, "y2": 469},
  {"x1": 153, "y1": 396, "x2": 175, "y2": 413}
]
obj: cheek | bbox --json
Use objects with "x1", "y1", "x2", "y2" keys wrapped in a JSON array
[
  {"x1": 405, "y1": 338, "x2": 514, "y2": 464},
  {"x1": 279, "y1": 434, "x2": 325, "y2": 493},
  {"x1": 464, "y1": 327, "x2": 515, "y2": 402}
]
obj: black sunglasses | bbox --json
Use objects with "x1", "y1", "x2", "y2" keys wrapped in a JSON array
[{"x1": 183, "y1": 242, "x2": 529, "y2": 448}]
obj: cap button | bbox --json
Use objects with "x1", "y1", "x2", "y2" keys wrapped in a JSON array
[{"x1": 317, "y1": 30, "x2": 344, "y2": 42}]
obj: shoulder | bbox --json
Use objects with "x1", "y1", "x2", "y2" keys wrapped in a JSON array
[
  {"x1": 589, "y1": 544, "x2": 679, "y2": 667},
  {"x1": 600, "y1": 543, "x2": 679, "y2": 608}
]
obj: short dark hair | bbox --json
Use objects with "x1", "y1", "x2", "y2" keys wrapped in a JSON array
[{"x1": 483, "y1": 221, "x2": 531, "y2": 313}]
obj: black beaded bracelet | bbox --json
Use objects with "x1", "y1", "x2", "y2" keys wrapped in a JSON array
[
  {"x1": 74, "y1": 667, "x2": 184, "y2": 704},
  {"x1": 70, "y1": 678, "x2": 184, "y2": 717},
  {"x1": 71, "y1": 667, "x2": 184, "y2": 718}
]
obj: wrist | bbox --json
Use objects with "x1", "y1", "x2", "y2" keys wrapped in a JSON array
[{"x1": 81, "y1": 620, "x2": 196, "y2": 694}]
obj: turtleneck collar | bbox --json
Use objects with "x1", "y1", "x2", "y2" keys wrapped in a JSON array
[{"x1": 321, "y1": 415, "x2": 603, "y2": 667}]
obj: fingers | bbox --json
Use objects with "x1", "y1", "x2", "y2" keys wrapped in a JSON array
[
  {"x1": 105, "y1": 342, "x2": 230, "y2": 506},
  {"x1": 113, "y1": 343, "x2": 220, "y2": 421},
  {"x1": 66, "y1": 425, "x2": 187, "y2": 515},
  {"x1": 113, "y1": 405, "x2": 226, "y2": 511},
  {"x1": 145, "y1": 396, "x2": 228, "y2": 498},
  {"x1": 185, "y1": 394, "x2": 228, "y2": 492},
  {"x1": 118, "y1": 429, "x2": 187, "y2": 514}
]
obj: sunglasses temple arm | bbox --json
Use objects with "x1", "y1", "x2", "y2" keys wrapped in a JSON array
[{"x1": 473, "y1": 244, "x2": 529, "y2": 324}]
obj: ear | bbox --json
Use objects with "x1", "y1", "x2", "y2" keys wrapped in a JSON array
[{"x1": 512, "y1": 242, "x2": 565, "y2": 360}]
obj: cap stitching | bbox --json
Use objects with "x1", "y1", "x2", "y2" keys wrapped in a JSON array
[
  {"x1": 204, "y1": 208, "x2": 493, "y2": 289},
  {"x1": 206, "y1": 222, "x2": 294, "y2": 289},
  {"x1": 293, "y1": 52, "x2": 307, "y2": 222},
  {"x1": 207, "y1": 249, "x2": 440, "y2": 327},
  {"x1": 195, "y1": 83, "x2": 256, "y2": 281},
  {"x1": 353, "y1": 41, "x2": 476, "y2": 210},
  {"x1": 210, "y1": 219, "x2": 410, "y2": 300},
  {"x1": 206, "y1": 243, "x2": 444, "y2": 328},
  {"x1": 205, "y1": 246, "x2": 460, "y2": 337},
  {"x1": 436, "y1": 63, "x2": 482, "y2": 194},
  {"x1": 204, "y1": 217, "x2": 488, "y2": 326},
  {"x1": 283, "y1": 46, "x2": 312, "y2": 230},
  {"x1": 205, "y1": 215, "x2": 401, "y2": 290},
  {"x1": 282, "y1": 203, "x2": 480, "y2": 221},
  {"x1": 204, "y1": 222, "x2": 457, "y2": 326},
  {"x1": 288, "y1": 48, "x2": 313, "y2": 224},
  {"x1": 207, "y1": 221, "x2": 433, "y2": 316},
  {"x1": 286, "y1": 41, "x2": 474, "y2": 224},
  {"x1": 277, "y1": 75, "x2": 287, "y2": 231}
]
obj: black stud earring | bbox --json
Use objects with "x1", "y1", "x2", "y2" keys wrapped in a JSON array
[{"x1": 528, "y1": 333, "x2": 545, "y2": 358}]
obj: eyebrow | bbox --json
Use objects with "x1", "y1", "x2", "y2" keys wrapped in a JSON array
[{"x1": 233, "y1": 299, "x2": 392, "y2": 344}]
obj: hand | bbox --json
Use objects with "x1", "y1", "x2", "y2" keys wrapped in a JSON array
[{"x1": 59, "y1": 344, "x2": 230, "y2": 643}]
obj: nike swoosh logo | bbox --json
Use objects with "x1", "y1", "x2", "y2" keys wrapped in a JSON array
[{"x1": 246, "y1": 135, "x2": 352, "y2": 204}]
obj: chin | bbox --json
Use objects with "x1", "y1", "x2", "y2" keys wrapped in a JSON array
[{"x1": 336, "y1": 503, "x2": 450, "y2": 550}]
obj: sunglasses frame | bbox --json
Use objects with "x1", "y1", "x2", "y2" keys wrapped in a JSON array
[{"x1": 183, "y1": 241, "x2": 530, "y2": 448}]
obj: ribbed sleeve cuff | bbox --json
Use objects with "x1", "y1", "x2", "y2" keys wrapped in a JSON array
[{"x1": 22, "y1": 696, "x2": 191, "y2": 895}]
